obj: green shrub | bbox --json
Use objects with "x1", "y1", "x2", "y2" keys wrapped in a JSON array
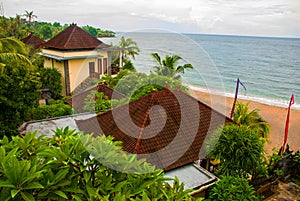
[
  {"x1": 83, "y1": 91, "x2": 111, "y2": 114},
  {"x1": 39, "y1": 67, "x2": 63, "y2": 99},
  {"x1": 208, "y1": 124, "x2": 267, "y2": 178},
  {"x1": 207, "y1": 176, "x2": 260, "y2": 201},
  {"x1": 30, "y1": 99, "x2": 73, "y2": 120},
  {"x1": 0, "y1": 128, "x2": 199, "y2": 200}
]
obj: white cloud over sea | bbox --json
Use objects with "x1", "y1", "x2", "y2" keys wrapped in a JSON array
[{"x1": 3, "y1": 0, "x2": 300, "y2": 37}]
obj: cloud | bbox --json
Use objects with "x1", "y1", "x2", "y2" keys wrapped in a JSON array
[{"x1": 3, "y1": 0, "x2": 300, "y2": 37}]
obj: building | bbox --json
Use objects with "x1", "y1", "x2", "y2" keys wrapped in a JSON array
[
  {"x1": 22, "y1": 33, "x2": 45, "y2": 49},
  {"x1": 20, "y1": 88, "x2": 232, "y2": 196},
  {"x1": 42, "y1": 24, "x2": 121, "y2": 96}
]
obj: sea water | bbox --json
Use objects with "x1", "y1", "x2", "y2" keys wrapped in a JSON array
[{"x1": 101, "y1": 31, "x2": 300, "y2": 109}]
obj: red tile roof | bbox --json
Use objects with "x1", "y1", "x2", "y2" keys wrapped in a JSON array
[
  {"x1": 66, "y1": 84, "x2": 126, "y2": 113},
  {"x1": 76, "y1": 88, "x2": 231, "y2": 171},
  {"x1": 44, "y1": 24, "x2": 110, "y2": 51},
  {"x1": 22, "y1": 33, "x2": 45, "y2": 49}
]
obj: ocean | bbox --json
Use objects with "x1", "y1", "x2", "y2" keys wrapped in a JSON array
[{"x1": 101, "y1": 31, "x2": 300, "y2": 109}]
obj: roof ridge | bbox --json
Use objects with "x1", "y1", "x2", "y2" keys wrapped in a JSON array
[
  {"x1": 133, "y1": 92, "x2": 157, "y2": 153},
  {"x1": 64, "y1": 25, "x2": 77, "y2": 49}
]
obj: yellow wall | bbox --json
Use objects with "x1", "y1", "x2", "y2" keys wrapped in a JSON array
[
  {"x1": 68, "y1": 58, "x2": 97, "y2": 92},
  {"x1": 43, "y1": 49, "x2": 110, "y2": 95}
]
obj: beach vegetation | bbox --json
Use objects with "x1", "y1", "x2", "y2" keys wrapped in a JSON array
[
  {"x1": 0, "y1": 128, "x2": 199, "y2": 200},
  {"x1": 206, "y1": 175, "x2": 260, "y2": 201},
  {"x1": 151, "y1": 52, "x2": 193, "y2": 79},
  {"x1": 122, "y1": 59, "x2": 136, "y2": 71},
  {"x1": 113, "y1": 71, "x2": 188, "y2": 100},
  {"x1": 119, "y1": 36, "x2": 140, "y2": 60},
  {"x1": 232, "y1": 101, "x2": 270, "y2": 138},
  {"x1": 207, "y1": 124, "x2": 267, "y2": 179}
]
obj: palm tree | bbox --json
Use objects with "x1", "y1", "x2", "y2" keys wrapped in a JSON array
[
  {"x1": 232, "y1": 101, "x2": 270, "y2": 138},
  {"x1": 119, "y1": 36, "x2": 140, "y2": 60},
  {"x1": 24, "y1": 10, "x2": 37, "y2": 23},
  {"x1": 0, "y1": 37, "x2": 33, "y2": 73},
  {"x1": 151, "y1": 53, "x2": 193, "y2": 79}
]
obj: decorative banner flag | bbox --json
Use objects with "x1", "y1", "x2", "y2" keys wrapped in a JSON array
[
  {"x1": 230, "y1": 78, "x2": 247, "y2": 119},
  {"x1": 239, "y1": 79, "x2": 247, "y2": 96},
  {"x1": 281, "y1": 93, "x2": 295, "y2": 153}
]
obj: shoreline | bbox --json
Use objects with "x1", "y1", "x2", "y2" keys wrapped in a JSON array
[
  {"x1": 189, "y1": 88, "x2": 300, "y2": 155},
  {"x1": 188, "y1": 85, "x2": 300, "y2": 111}
]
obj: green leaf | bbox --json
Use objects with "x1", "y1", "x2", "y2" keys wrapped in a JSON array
[
  {"x1": 54, "y1": 190, "x2": 68, "y2": 199},
  {"x1": 53, "y1": 168, "x2": 69, "y2": 183},
  {"x1": 11, "y1": 189, "x2": 20, "y2": 198},
  {"x1": 23, "y1": 182, "x2": 44, "y2": 190},
  {"x1": 21, "y1": 191, "x2": 35, "y2": 201},
  {"x1": 142, "y1": 191, "x2": 151, "y2": 201},
  {"x1": 0, "y1": 180, "x2": 15, "y2": 188},
  {"x1": 72, "y1": 194, "x2": 83, "y2": 201},
  {"x1": 0, "y1": 147, "x2": 6, "y2": 160}
]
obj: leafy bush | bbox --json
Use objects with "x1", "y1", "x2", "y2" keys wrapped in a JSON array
[
  {"x1": 39, "y1": 67, "x2": 63, "y2": 99},
  {"x1": 83, "y1": 91, "x2": 111, "y2": 113},
  {"x1": 29, "y1": 99, "x2": 73, "y2": 120},
  {"x1": 207, "y1": 176, "x2": 260, "y2": 201},
  {"x1": 114, "y1": 72, "x2": 187, "y2": 97},
  {"x1": 0, "y1": 45, "x2": 41, "y2": 137},
  {"x1": 208, "y1": 124, "x2": 267, "y2": 179},
  {"x1": 122, "y1": 60, "x2": 136, "y2": 71},
  {"x1": 0, "y1": 128, "x2": 199, "y2": 200}
]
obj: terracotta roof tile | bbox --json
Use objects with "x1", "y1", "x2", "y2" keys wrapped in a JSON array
[
  {"x1": 66, "y1": 84, "x2": 126, "y2": 113},
  {"x1": 44, "y1": 24, "x2": 110, "y2": 50},
  {"x1": 76, "y1": 89, "x2": 232, "y2": 171},
  {"x1": 22, "y1": 33, "x2": 45, "y2": 49}
]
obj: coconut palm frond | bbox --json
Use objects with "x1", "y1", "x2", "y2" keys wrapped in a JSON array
[
  {"x1": 233, "y1": 101, "x2": 270, "y2": 138},
  {"x1": 151, "y1": 53, "x2": 193, "y2": 79},
  {"x1": 0, "y1": 37, "x2": 28, "y2": 56}
]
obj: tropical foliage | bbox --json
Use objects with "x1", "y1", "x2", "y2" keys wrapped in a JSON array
[
  {"x1": 82, "y1": 25, "x2": 115, "y2": 37},
  {"x1": 151, "y1": 53, "x2": 193, "y2": 79},
  {"x1": 23, "y1": 10, "x2": 37, "y2": 23},
  {"x1": 29, "y1": 100, "x2": 73, "y2": 120},
  {"x1": 233, "y1": 101, "x2": 270, "y2": 138},
  {"x1": 111, "y1": 71, "x2": 188, "y2": 101},
  {"x1": 119, "y1": 36, "x2": 140, "y2": 60},
  {"x1": 39, "y1": 67, "x2": 63, "y2": 99},
  {"x1": 0, "y1": 14, "x2": 115, "y2": 41},
  {"x1": 0, "y1": 37, "x2": 32, "y2": 69},
  {"x1": 0, "y1": 15, "x2": 30, "y2": 39},
  {"x1": 83, "y1": 91, "x2": 112, "y2": 113},
  {"x1": 0, "y1": 37, "x2": 41, "y2": 137},
  {"x1": 207, "y1": 124, "x2": 267, "y2": 179},
  {"x1": 206, "y1": 176, "x2": 260, "y2": 201},
  {"x1": 0, "y1": 128, "x2": 199, "y2": 200}
]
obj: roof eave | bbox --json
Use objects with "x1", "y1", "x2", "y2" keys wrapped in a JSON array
[{"x1": 42, "y1": 53, "x2": 103, "y2": 61}]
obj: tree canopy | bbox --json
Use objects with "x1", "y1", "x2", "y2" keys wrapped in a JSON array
[
  {"x1": 0, "y1": 37, "x2": 41, "y2": 137},
  {"x1": 232, "y1": 101, "x2": 270, "y2": 138},
  {"x1": 0, "y1": 14, "x2": 115, "y2": 41},
  {"x1": 151, "y1": 53, "x2": 193, "y2": 79}
]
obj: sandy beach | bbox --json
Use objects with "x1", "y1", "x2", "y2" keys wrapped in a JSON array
[{"x1": 190, "y1": 89, "x2": 300, "y2": 156}]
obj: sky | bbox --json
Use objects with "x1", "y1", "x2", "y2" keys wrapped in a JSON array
[{"x1": 3, "y1": 0, "x2": 300, "y2": 37}]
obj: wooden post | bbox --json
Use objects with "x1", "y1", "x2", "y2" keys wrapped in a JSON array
[{"x1": 230, "y1": 78, "x2": 240, "y2": 119}]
